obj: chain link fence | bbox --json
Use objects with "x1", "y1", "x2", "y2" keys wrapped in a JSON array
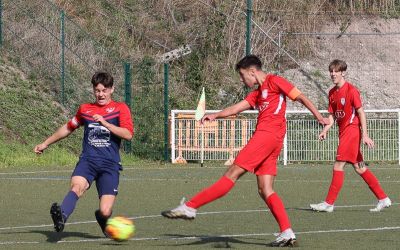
[{"x1": 1, "y1": 0, "x2": 399, "y2": 161}]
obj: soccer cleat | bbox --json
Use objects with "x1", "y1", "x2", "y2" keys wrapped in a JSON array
[
  {"x1": 161, "y1": 198, "x2": 197, "y2": 220},
  {"x1": 370, "y1": 197, "x2": 392, "y2": 212},
  {"x1": 269, "y1": 229, "x2": 297, "y2": 247},
  {"x1": 95, "y1": 210, "x2": 109, "y2": 237},
  {"x1": 50, "y1": 203, "x2": 65, "y2": 232},
  {"x1": 310, "y1": 201, "x2": 334, "y2": 212}
]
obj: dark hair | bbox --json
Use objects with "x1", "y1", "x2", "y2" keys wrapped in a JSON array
[
  {"x1": 91, "y1": 71, "x2": 114, "y2": 88},
  {"x1": 329, "y1": 59, "x2": 347, "y2": 72},
  {"x1": 235, "y1": 55, "x2": 262, "y2": 71}
]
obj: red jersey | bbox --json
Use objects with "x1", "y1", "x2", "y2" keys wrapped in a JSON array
[
  {"x1": 328, "y1": 82, "x2": 362, "y2": 133},
  {"x1": 67, "y1": 100, "x2": 133, "y2": 163},
  {"x1": 245, "y1": 74, "x2": 301, "y2": 131}
]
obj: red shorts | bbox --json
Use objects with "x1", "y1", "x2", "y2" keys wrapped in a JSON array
[
  {"x1": 336, "y1": 125, "x2": 363, "y2": 164},
  {"x1": 234, "y1": 128, "x2": 285, "y2": 176}
]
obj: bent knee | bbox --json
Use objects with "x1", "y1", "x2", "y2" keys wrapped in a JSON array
[
  {"x1": 258, "y1": 188, "x2": 275, "y2": 200},
  {"x1": 353, "y1": 163, "x2": 367, "y2": 175},
  {"x1": 354, "y1": 167, "x2": 367, "y2": 175},
  {"x1": 99, "y1": 207, "x2": 113, "y2": 218},
  {"x1": 70, "y1": 185, "x2": 86, "y2": 197}
]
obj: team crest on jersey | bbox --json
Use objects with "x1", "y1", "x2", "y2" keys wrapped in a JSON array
[
  {"x1": 340, "y1": 98, "x2": 345, "y2": 106},
  {"x1": 262, "y1": 89, "x2": 268, "y2": 99},
  {"x1": 106, "y1": 107, "x2": 115, "y2": 113}
]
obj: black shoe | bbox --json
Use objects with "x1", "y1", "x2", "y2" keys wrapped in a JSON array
[
  {"x1": 50, "y1": 203, "x2": 65, "y2": 232},
  {"x1": 95, "y1": 210, "x2": 109, "y2": 237},
  {"x1": 269, "y1": 237, "x2": 297, "y2": 247}
]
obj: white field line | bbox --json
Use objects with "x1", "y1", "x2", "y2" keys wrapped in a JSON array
[
  {"x1": 3, "y1": 226, "x2": 399, "y2": 245},
  {"x1": 0, "y1": 202, "x2": 398, "y2": 232},
  {"x1": 0, "y1": 166, "x2": 398, "y2": 176},
  {"x1": 58, "y1": 226, "x2": 400, "y2": 243},
  {"x1": 1, "y1": 176, "x2": 400, "y2": 185}
]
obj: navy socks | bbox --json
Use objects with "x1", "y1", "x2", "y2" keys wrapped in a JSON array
[{"x1": 60, "y1": 191, "x2": 79, "y2": 222}]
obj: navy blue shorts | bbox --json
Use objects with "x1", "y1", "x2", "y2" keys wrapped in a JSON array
[{"x1": 72, "y1": 158, "x2": 121, "y2": 197}]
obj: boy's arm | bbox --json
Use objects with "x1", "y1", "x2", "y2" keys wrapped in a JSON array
[
  {"x1": 356, "y1": 107, "x2": 374, "y2": 148},
  {"x1": 201, "y1": 100, "x2": 251, "y2": 124},
  {"x1": 319, "y1": 114, "x2": 335, "y2": 140},
  {"x1": 295, "y1": 93, "x2": 329, "y2": 125},
  {"x1": 34, "y1": 123, "x2": 74, "y2": 154},
  {"x1": 93, "y1": 114, "x2": 133, "y2": 141}
]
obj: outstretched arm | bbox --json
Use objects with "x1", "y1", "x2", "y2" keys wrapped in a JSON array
[
  {"x1": 34, "y1": 123, "x2": 74, "y2": 154},
  {"x1": 295, "y1": 94, "x2": 330, "y2": 125},
  {"x1": 201, "y1": 100, "x2": 251, "y2": 124}
]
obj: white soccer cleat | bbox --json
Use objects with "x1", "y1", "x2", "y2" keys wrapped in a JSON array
[
  {"x1": 370, "y1": 197, "x2": 391, "y2": 212},
  {"x1": 310, "y1": 201, "x2": 334, "y2": 212},
  {"x1": 269, "y1": 228, "x2": 297, "y2": 247},
  {"x1": 161, "y1": 198, "x2": 197, "y2": 220}
]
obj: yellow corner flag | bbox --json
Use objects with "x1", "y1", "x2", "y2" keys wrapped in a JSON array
[{"x1": 195, "y1": 87, "x2": 206, "y2": 121}]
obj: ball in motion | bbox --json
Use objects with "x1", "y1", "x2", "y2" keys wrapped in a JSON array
[{"x1": 105, "y1": 216, "x2": 135, "y2": 241}]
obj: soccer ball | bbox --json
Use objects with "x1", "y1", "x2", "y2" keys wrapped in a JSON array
[{"x1": 105, "y1": 216, "x2": 135, "y2": 241}]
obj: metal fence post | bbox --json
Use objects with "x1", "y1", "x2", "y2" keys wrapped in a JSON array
[
  {"x1": 124, "y1": 62, "x2": 132, "y2": 153},
  {"x1": 246, "y1": 0, "x2": 252, "y2": 55},
  {"x1": 278, "y1": 31, "x2": 282, "y2": 72},
  {"x1": 60, "y1": 10, "x2": 65, "y2": 105},
  {"x1": 164, "y1": 63, "x2": 169, "y2": 161},
  {"x1": 0, "y1": 0, "x2": 3, "y2": 48}
]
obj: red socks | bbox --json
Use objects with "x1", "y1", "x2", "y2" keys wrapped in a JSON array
[
  {"x1": 325, "y1": 170, "x2": 344, "y2": 205},
  {"x1": 266, "y1": 193, "x2": 291, "y2": 232},
  {"x1": 186, "y1": 176, "x2": 291, "y2": 233},
  {"x1": 361, "y1": 169, "x2": 387, "y2": 200},
  {"x1": 186, "y1": 176, "x2": 235, "y2": 209}
]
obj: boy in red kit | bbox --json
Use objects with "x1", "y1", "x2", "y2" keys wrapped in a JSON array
[
  {"x1": 310, "y1": 59, "x2": 391, "y2": 213},
  {"x1": 34, "y1": 72, "x2": 134, "y2": 235},
  {"x1": 161, "y1": 55, "x2": 329, "y2": 247}
]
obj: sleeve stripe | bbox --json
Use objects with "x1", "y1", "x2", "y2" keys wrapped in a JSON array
[
  {"x1": 288, "y1": 87, "x2": 302, "y2": 100},
  {"x1": 67, "y1": 117, "x2": 80, "y2": 130}
]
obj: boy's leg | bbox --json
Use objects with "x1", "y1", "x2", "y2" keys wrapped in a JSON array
[
  {"x1": 355, "y1": 164, "x2": 391, "y2": 212},
  {"x1": 95, "y1": 195, "x2": 116, "y2": 236},
  {"x1": 62, "y1": 176, "x2": 88, "y2": 220},
  {"x1": 357, "y1": 164, "x2": 387, "y2": 200},
  {"x1": 324, "y1": 168, "x2": 345, "y2": 205},
  {"x1": 186, "y1": 164, "x2": 245, "y2": 208},
  {"x1": 257, "y1": 175, "x2": 296, "y2": 247},
  {"x1": 95, "y1": 165, "x2": 119, "y2": 236},
  {"x1": 52, "y1": 159, "x2": 94, "y2": 232},
  {"x1": 161, "y1": 165, "x2": 244, "y2": 219},
  {"x1": 310, "y1": 162, "x2": 345, "y2": 212}
]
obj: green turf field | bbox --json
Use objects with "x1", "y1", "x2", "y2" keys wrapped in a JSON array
[{"x1": 0, "y1": 162, "x2": 399, "y2": 249}]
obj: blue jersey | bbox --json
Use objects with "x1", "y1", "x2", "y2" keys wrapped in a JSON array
[{"x1": 67, "y1": 101, "x2": 133, "y2": 164}]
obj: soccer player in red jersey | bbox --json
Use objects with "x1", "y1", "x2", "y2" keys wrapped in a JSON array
[
  {"x1": 34, "y1": 72, "x2": 134, "y2": 235},
  {"x1": 161, "y1": 55, "x2": 329, "y2": 247},
  {"x1": 310, "y1": 59, "x2": 391, "y2": 213}
]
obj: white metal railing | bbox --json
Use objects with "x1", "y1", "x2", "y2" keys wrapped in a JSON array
[{"x1": 171, "y1": 109, "x2": 400, "y2": 165}]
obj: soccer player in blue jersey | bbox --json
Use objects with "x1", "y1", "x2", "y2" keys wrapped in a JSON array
[{"x1": 34, "y1": 72, "x2": 134, "y2": 235}]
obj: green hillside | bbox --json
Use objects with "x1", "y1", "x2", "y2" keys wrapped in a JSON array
[
  {"x1": 1, "y1": 0, "x2": 399, "y2": 167},
  {"x1": 0, "y1": 51, "x2": 79, "y2": 167}
]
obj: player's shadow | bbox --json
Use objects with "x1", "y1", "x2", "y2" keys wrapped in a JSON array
[
  {"x1": 29, "y1": 230, "x2": 102, "y2": 243},
  {"x1": 159, "y1": 234, "x2": 267, "y2": 248},
  {"x1": 288, "y1": 206, "x2": 315, "y2": 212}
]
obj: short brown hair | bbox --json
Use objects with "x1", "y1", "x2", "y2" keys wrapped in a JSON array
[
  {"x1": 235, "y1": 55, "x2": 262, "y2": 71},
  {"x1": 91, "y1": 71, "x2": 114, "y2": 88},
  {"x1": 329, "y1": 59, "x2": 347, "y2": 72}
]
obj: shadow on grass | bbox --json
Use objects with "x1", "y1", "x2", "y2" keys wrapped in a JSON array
[
  {"x1": 29, "y1": 230, "x2": 101, "y2": 243},
  {"x1": 289, "y1": 207, "x2": 315, "y2": 212},
  {"x1": 157, "y1": 234, "x2": 268, "y2": 248}
]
